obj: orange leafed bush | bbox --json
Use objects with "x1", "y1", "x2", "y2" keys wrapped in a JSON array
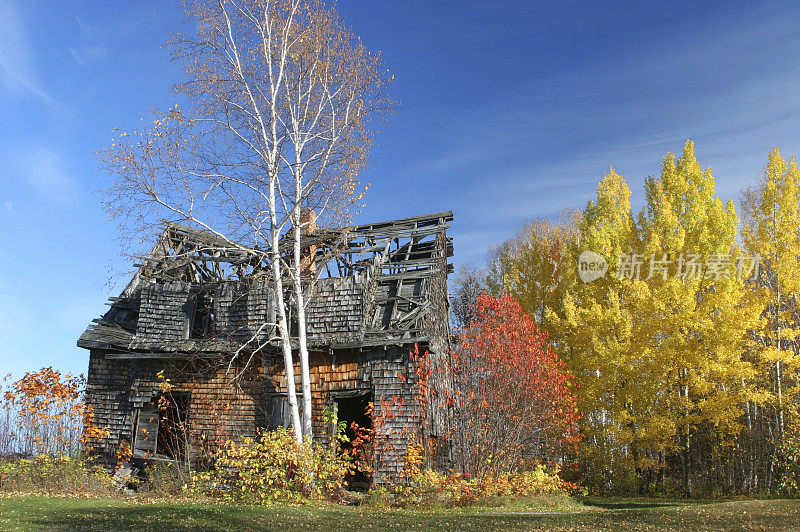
[{"x1": 1, "y1": 367, "x2": 106, "y2": 458}]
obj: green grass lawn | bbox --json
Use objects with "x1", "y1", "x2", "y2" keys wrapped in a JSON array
[{"x1": 1, "y1": 495, "x2": 798, "y2": 531}]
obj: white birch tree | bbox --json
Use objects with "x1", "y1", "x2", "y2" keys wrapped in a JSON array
[{"x1": 100, "y1": 0, "x2": 393, "y2": 443}]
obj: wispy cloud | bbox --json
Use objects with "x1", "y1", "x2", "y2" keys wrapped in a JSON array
[
  {"x1": 69, "y1": 45, "x2": 108, "y2": 66},
  {"x1": 453, "y1": 228, "x2": 515, "y2": 263},
  {"x1": 74, "y1": 15, "x2": 94, "y2": 39},
  {"x1": 0, "y1": 0, "x2": 53, "y2": 104},
  {"x1": 18, "y1": 148, "x2": 79, "y2": 206},
  {"x1": 69, "y1": 16, "x2": 107, "y2": 66}
]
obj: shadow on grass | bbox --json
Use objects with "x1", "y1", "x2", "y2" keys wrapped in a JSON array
[{"x1": 579, "y1": 497, "x2": 687, "y2": 510}]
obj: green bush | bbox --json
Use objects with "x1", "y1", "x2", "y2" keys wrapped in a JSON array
[
  {"x1": 191, "y1": 427, "x2": 351, "y2": 503},
  {"x1": 0, "y1": 455, "x2": 112, "y2": 495}
]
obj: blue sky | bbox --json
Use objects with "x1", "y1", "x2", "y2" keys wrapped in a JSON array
[{"x1": 2, "y1": 0, "x2": 800, "y2": 378}]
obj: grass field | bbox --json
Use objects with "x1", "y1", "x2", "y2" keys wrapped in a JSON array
[{"x1": 1, "y1": 495, "x2": 799, "y2": 531}]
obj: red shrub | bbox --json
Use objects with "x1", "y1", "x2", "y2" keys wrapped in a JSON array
[{"x1": 449, "y1": 293, "x2": 580, "y2": 476}]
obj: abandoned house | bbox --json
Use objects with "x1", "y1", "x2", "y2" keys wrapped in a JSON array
[{"x1": 77, "y1": 211, "x2": 454, "y2": 484}]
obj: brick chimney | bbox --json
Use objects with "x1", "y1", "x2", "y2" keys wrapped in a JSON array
[
  {"x1": 300, "y1": 208, "x2": 317, "y2": 236},
  {"x1": 300, "y1": 209, "x2": 317, "y2": 277}
]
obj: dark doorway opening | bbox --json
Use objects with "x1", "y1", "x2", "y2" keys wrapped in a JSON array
[
  {"x1": 155, "y1": 392, "x2": 190, "y2": 460},
  {"x1": 335, "y1": 393, "x2": 373, "y2": 490}
]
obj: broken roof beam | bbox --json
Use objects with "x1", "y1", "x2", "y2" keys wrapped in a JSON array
[
  {"x1": 162, "y1": 221, "x2": 263, "y2": 254},
  {"x1": 282, "y1": 211, "x2": 453, "y2": 251},
  {"x1": 349, "y1": 210, "x2": 453, "y2": 232}
]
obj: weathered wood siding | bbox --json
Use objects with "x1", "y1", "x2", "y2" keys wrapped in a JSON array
[
  {"x1": 215, "y1": 281, "x2": 274, "y2": 343},
  {"x1": 420, "y1": 229, "x2": 454, "y2": 470},
  {"x1": 134, "y1": 282, "x2": 192, "y2": 341},
  {"x1": 305, "y1": 277, "x2": 363, "y2": 339},
  {"x1": 86, "y1": 346, "x2": 426, "y2": 482},
  {"x1": 84, "y1": 349, "x2": 267, "y2": 466},
  {"x1": 263, "y1": 346, "x2": 424, "y2": 483}
]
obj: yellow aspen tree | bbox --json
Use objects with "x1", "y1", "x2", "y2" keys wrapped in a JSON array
[
  {"x1": 634, "y1": 141, "x2": 760, "y2": 494},
  {"x1": 741, "y1": 148, "x2": 800, "y2": 442},
  {"x1": 549, "y1": 169, "x2": 642, "y2": 490}
]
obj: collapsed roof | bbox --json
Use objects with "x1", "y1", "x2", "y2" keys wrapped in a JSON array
[{"x1": 78, "y1": 211, "x2": 454, "y2": 358}]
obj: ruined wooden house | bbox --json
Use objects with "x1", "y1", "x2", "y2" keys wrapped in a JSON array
[{"x1": 78, "y1": 211, "x2": 454, "y2": 483}]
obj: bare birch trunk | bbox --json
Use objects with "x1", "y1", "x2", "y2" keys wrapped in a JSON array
[
  {"x1": 293, "y1": 206, "x2": 313, "y2": 441},
  {"x1": 270, "y1": 180, "x2": 302, "y2": 443}
]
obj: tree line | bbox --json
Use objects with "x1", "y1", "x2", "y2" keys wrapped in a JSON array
[{"x1": 452, "y1": 141, "x2": 800, "y2": 495}]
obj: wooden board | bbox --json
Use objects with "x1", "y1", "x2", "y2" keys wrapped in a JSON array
[{"x1": 133, "y1": 406, "x2": 159, "y2": 457}]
